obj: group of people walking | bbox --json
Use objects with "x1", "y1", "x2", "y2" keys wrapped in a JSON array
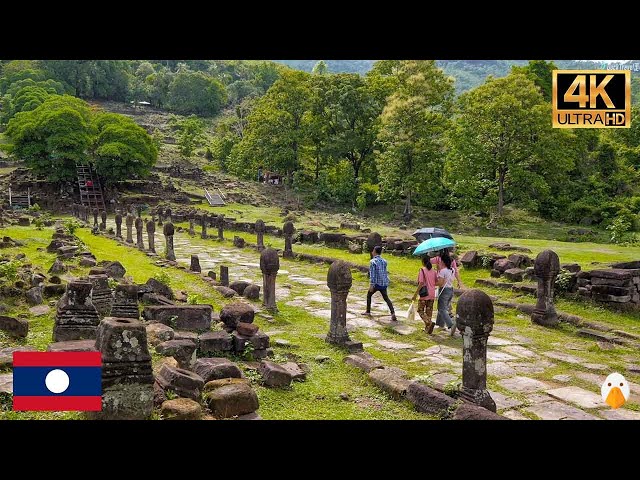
[{"x1": 362, "y1": 245, "x2": 464, "y2": 335}]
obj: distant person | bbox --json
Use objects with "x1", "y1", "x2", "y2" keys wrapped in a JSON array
[
  {"x1": 412, "y1": 256, "x2": 437, "y2": 333},
  {"x1": 435, "y1": 256, "x2": 456, "y2": 334},
  {"x1": 431, "y1": 248, "x2": 464, "y2": 318},
  {"x1": 86, "y1": 180, "x2": 93, "y2": 188},
  {"x1": 363, "y1": 246, "x2": 397, "y2": 321}
]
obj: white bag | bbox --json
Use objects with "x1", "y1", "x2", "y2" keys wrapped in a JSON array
[{"x1": 406, "y1": 301, "x2": 416, "y2": 323}]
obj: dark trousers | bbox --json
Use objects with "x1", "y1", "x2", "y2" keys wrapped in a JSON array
[{"x1": 367, "y1": 284, "x2": 395, "y2": 314}]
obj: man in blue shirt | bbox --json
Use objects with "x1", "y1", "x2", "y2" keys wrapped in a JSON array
[{"x1": 364, "y1": 245, "x2": 397, "y2": 321}]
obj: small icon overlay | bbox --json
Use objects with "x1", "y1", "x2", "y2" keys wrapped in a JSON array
[{"x1": 601, "y1": 372, "x2": 629, "y2": 409}]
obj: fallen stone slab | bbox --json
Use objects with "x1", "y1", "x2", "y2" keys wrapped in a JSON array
[
  {"x1": 368, "y1": 368, "x2": 412, "y2": 399},
  {"x1": 220, "y1": 302, "x2": 255, "y2": 329},
  {"x1": 236, "y1": 322, "x2": 259, "y2": 336},
  {"x1": 344, "y1": 352, "x2": 384, "y2": 372},
  {"x1": 524, "y1": 400, "x2": 599, "y2": 420},
  {"x1": 0, "y1": 315, "x2": 28, "y2": 338},
  {"x1": 194, "y1": 358, "x2": 242, "y2": 383},
  {"x1": 545, "y1": 386, "x2": 605, "y2": 409},
  {"x1": 377, "y1": 340, "x2": 414, "y2": 350},
  {"x1": 156, "y1": 364, "x2": 204, "y2": 401},
  {"x1": 146, "y1": 323, "x2": 175, "y2": 346},
  {"x1": 498, "y1": 376, "x2": 550, "y2": 394},
  {"x1": 232, "y1": 331, "x2": 270, "y2": 353},
  {"x1": 199, "y1": 331, "x2": 233, "y2": 355},
  {"x1": 451, "y1": 403, "x2": 507, "y2": 420},
  {"x1": 600, "y1": 409, "x2": 640, "y2": 420},
  {"x1": 143, "y1": 305, "x2": 212, "y2": 332},
  {"x1": 161, "y1": 398, "x2": 202, "y2": 420},
  {"x1": 205, "y1": 383, "x2": 259, "y2": 419},
  {"x1": 46, "y1": 340, "x2": 96, "y2": 352},
  {"x1": 155, "y1": 339, "x2": 197, "y2": 369},
  {"x1": 258, "y1": 360, "x2": 293, "y2": 387},
  {"x1": 280, "y1": 362, "x2": 307, "y2": 381},
  {"x1": 406, "y1": 382, "x2": 457, "y2": 417},
  {"x1": 214, "y1": 286, "x2": 237, "y2": 298},
  {"x1": 204, "y1": 377, "x2": 251, "y2": 392}
]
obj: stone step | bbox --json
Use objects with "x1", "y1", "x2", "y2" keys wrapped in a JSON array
[{"x1": 577, "y1": 329, "x2": 616, "y2": 343}]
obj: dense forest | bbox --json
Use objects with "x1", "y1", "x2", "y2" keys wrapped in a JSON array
[{"x1": 1, "y1": 59, "x2": 639, "y2": 242}]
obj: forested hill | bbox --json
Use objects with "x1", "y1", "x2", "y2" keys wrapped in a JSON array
[{"x1": 274, "y1": 60, "x2": 621, "y2": 93}]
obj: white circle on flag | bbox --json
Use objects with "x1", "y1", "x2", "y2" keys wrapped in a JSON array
[{"x1": 45, "y1": 369, "x2": 70, "y2": 394}]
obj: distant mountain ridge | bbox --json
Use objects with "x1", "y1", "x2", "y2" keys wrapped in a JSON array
[{"x1": 274, "y1": 60, "x2": 627, "y2": 93}]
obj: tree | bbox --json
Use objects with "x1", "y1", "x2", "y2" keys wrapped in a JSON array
[
  {"x1": 511, "y1": 60, "x2": 557, "y2": 101},
  {"x1": 169, "y1": 115, "x2": 206, "y2": 158},
  {"x1": 93, "y1": 112, "x2": 158, "y2": 182},
  {"x1": 229, "y1": 70, "x2": 311, "y2": 181},
  {"x1": 312, "y1": 60, "x2": 328, "y2": 75},
  {"x1": 40, "y1": 60, "x2": 131, "y2": 101},
  {"x1": 6, "y1": 95, "x2": 94, "y2": 182},
  {"x1": 446, "y1": 73, "x2": 571, "y2": 216},
  {"x1": 167, "y1": 70, "x2": 227, "y2": 116},
  {"x1": 376, "y1": 60, "x2": 454, "y2": 218}
]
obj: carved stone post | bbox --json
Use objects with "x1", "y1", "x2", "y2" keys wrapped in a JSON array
[
  {"x1": 190, "y1": 254, "x2": 201, "y2": 273},
  {"x1": 157, "y1": 206, "x2": 164, "y2": 226},
  {"x1": 283, "y1": 221, "x2": 295, "y2": 258},
  {"x1": 165, "y1": 207, "x2": 172, "y2": 224},
  {"x1": 217, "y1": 214, "x2": 225, "y2": 240},
  {"x1": 531, "y1": 250, "x2": 560, "y2": 327},
  {"x1": 146, "y1": 219, "x2": 156, "y2": 253},
  {"x1": 260, "y1": 248, "x2": 279, "y2": 312},
  {"x1": 115, "y1": 211, "x2": 123, "y2": 239},
  {"x1": 126, "y1": 214, "x2": 134, "y2": 244},
  {"x1": 100, "y1": 210, "x2": 107, "y2": 231},
  {"x1": 164, "y1": 222, "x2": 176, "y2": 261},
  {"x1": 189, "y1": 215, "x2": 195, "y2": 236},
  {"x1": 93, "y1": 208, "x2": 99, "y2": 228},
  {"x1": 201, "y1": 214, "x2": 208, "y2": 239},
  {"x1": 256, "y1": 219, "x2": 265, "y2": 251},
  {"x1": 220, "y1": 265, "x2": 229, "y2": 287},
  {"x1": 456, "y1": 289, "x2": 496, "y2": 412},
  {"x1": 325, "y1": 261, "x2": 361, "y2": 352},
  {"x1": 135, "y1": 217, "x2": 144, "y2": 250}
]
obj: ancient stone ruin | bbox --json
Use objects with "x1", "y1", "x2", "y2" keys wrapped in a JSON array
[
  {"x1": 456, "y1": 289, "x2": 496, "y2": 412},
  {"x1": 89, "y1": 272, "x2": 113, "y2": 318},
  {"x1": 93, "y1": 208, "x2": 99, "y2": 229},
  {"x1": 115, "y1": 211, "x2": 123, "y2": 239},
  {"x1": 126, "y1": 213, "x2": 134, "y2": 244},
  {"x1": 531, "y1": 250, "x2": 560, "y2": 327},
  {"x1": 326, "y1": 261, "x2": 362, "y2": 352},
  {"x1": 53, "y1": 280, "x2": 101, "y2": 342},
  {"x1": 260, "y1": 248, "x2": 279, "y2": 312},
  {"x1": 146, "y1": 219, "x2": 156, "y2": 253},
  {"x1": 220, "y1": 265, "x2": 229, "y2": 287},
  {"x1": 110, "y1": 284, "x2": 140, "y2": 320},
  {"x1": 93, "y1": 317, "x2": 154, "y2": 419},
  {"x1": 135, "y1": 217, "x2": 144, "y2": 250},
  {"x1": 217, "y1": 214, "x2": 225, "y2": 240},
  {"x1": 188, "y1": 215, "x2": 195, "y2": 236},
  {"x1": 163, "y1": 222, "x2": 176, "y2": 261},
  {"x1": 283, "y1": 221, "x2": 295, "y2": 258},
  {"x1": 100, "y1": 211, "x2": 107, "y2": 231},
  {"x1": 190, "y1": 254, "x2": 201, "y2": 273},
  {"x1": 255, "y1": 219, "x2": 265, "y2": 251},
  {"x1": 201, "y1": 214, "x2": 208, "y2": 239}
]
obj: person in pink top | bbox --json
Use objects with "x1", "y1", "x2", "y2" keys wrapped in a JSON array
[
  {"x1": 412, "y1": 256, "x2": 437, "y2": 334},
  {"x1": 430, "y1": 248, "x2": 464, "y2": 289}
]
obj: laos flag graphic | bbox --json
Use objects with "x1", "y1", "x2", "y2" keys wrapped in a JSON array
[{"x1": 12, "y1": 352, "x2": 102, "y2": 411}]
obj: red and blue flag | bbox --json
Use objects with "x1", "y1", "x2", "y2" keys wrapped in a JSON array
[{"x1": 12, "y1": 352, "x2": 102, "y2": 411}]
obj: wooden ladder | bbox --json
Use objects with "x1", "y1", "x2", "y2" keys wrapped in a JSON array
[{"x1": 77, "y1": 164, "x2": 106, "y2": 212}]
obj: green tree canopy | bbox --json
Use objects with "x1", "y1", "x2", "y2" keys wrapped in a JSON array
[{"x1": 167, "y1": 70, "x2": 227, "y2": 116}]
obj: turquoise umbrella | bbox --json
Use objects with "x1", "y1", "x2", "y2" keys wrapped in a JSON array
[{"x1": 412, "y1": 237, "x2": 456, "y2": 256}]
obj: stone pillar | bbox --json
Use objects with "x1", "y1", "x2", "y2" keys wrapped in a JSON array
[
  {"x1": 201, "y1": 214, "x2": 208, "y2": 239},
  {"x1": 100, "y1": 210, "x2": 107, "y2": 231},
  {"x1": 93, "y1": 208, "x2": 99, "y2": 228},
  {"x1": 456, "y1": 289, "x2": 496, "y2": 412},
  {"x1": 220, "y1": 265, "x2": 229, "y2": 287},
  {"x1": 53, "y1": 280, "x2": 100, "y2": 341},
  {"x1": 136, "y1": 204, "x2": 143, "y2": 218},
  {"x1": 93, "y1": 317, "x2": 154, "y2": 419},
  {"x1": 157, "y1": 206, "x2": 164, "y2": 226},
  {"x1": 191, "y1": 254, "x2": 201, "y2": 273},
  {"x1": 89, "y1": 274, "x2": 113, "y2": 318},
  {"x1": 126, "y1": 214, "x2": 134, "y2": 244},
  {"x1": 326, "y1": 261, "x2": 361, "y2": 352},
  {"x1": 146, "y1": 219, "x2": 156, "y2": 253},
  {"x1": 135, "y1": 217, "x2": 144, "y2": 250},
  {"x1": 366, "y1": 232, "x2": 382, "y2": 252},
  {"x1": 256, "y1": 219, "x2": 265, "y2": 251},
  {"x1": 531, "y1": 250, "x2": 560, "y2": 327},
  {"x1": 217, "y1": 214, "x2": 225, "y2": 240},
  {"x1": 189, "y1": 215, "x2": 195, "y2": 236},
  {"x1": 165, "y1": 207, "x2": 172, "y2": 224},
  {"x1": 164, "y1": 222, "x2": 176, "y2": 261},
  {"x1": 283, "y1": 221, "x2": 295, "y2": 258},
  {"x1": 110, "y1": 284, "x2": 140, "y2": 319},
  {"x1": 115, "y1": 211, "x2": 123, "y2": 239},
  {"x1": 260, "y1": 248, "x2": 279, "y2": 312}
]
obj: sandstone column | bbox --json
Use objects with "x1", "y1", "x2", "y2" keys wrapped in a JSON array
[
  {"x1": 165, "y1": 207, "x2": 172, "y2": 224},
  {"x1": 220, "y1": 265, "x2": 229, "y2": 287},
  {"x1": 326, "y1": 261, "x2": 361, "y2": 352},
  {"x1": 531, "y1": 250, "x2": 560, "y2": 327},
  {"x1": 126, "y1": 213, "x2": 134, "y2": 244},
  {"x1": 93, "y1": 208, "x2": 99, "y2": 228},
  {"x1": 157, "y1": 206, "x2": 164, "y2": 226},
  {"x1": 456, "y1": 289, "x2": 496, "y2": 412},
  {"x1": 146, "y1": 219, "x2": 156, "y2": 253},
  {"x1": 115, "y1": 211, "x2": 123, "y2": 239},
  {"x1": 110, "y1": 284, "x2": 140, "y2": 320},
  {"x1": 189, "y1": 215, "x2": 195, "y2": 236},
  {"x1": 366, "y1": 232, "x2": 382, "y2": 252},
  {"x1": 100, "y1": 210, "x2": 107, "y2": 231},
  {"x1": 201, "y1": 213, "x2": 208, "y2": 239},
  {"x1": 164, "y1": 222, "x2": 176, "y2": 261},
  {"x1": 256, "y1": 219, "x2": 265, "y2": 251},
  {"x1": 53, "y1": 280, "x2": 100, "y2": 341},
  {"x1": 135, "y1": 217, "x2": 145, "y2": 250},
  {"x1": 283, "y1": 221, "x2": 295, "y2": 258},
  {"x1": 260, "y1": 248, "x2": 279, "y2": 312},
  {"x1": 217, "y1": 214, "x2": 225, "y2": 240},
  {"x1": 191, "y1": 254, "x2": 201, "y2": 273}
]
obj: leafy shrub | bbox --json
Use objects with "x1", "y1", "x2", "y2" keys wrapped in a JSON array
[
  {"x1": 33, "y1": 217, "x2": 44, "y2": 230},
  {"x1": 153, "y1": 270, "x2": 172, "y2": 286},
  {"x1": 28, "y1": 203, "x2": 41, "y2": 212},
  {"x1": 554, "y1": 269, "x2": 573, "y2": 293},
  {"x1": 187, "y1": 293, "x2": 201, "y2": 305},
  {"x1": 607, "y1": 215, "x2": 633, "y2": 244},
  {"x1": 64, "y1": 219, "x2": 81, "y2": 235},
  {"x1": 0, "y1": 260, "x2": 21, "y2": 284}
]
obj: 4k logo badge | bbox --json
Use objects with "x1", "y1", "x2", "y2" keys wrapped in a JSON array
[{"x1": 552, "y1": 70, "x2": 631, "y2": 128}]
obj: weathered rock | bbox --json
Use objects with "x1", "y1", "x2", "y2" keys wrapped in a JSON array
[
  {"x1": 155, "y1": 339, "x2": 197, "y2": 369},
  {"x1": 233, "y1": 236, "x2": 245, "y2": 248},
  {"x1": 47, "y1": 339, "x2": 96, "y2": 352},
  {"x1": 25, "y1": 286, "x2": 43, "y2": 305},
  {"x1": 561, "y1": 263, "x2": 581, "y2": 273},
  {"x1": 96, "y1": 317, "x2": 152, "y2": 364},
  {"x1": 344, "y1": 352, "x2": 384, "y2": 372},
  {"x1": 205, "y1": 383, "x2": 259, "y2": 418},
  {"x1": 146, "y1": 323, "x2": 175, "y2": 346},
  {"x1": 406, "y1": 382, "x2": 457, "y2": 417},
  {"x1": 258, "y1": 360, "x2": 293, "y2": 387},
  {"x1": 451, "y1": 403, "x2": 508, "y2": 420},
  {"x1": 143, "y1": 305, "x2": 212, "y2": 332},
  {"x1": 531, "y1": 250, "x2": 560, "y2": 327},
  {"x1": 156, "y1": 364, "x2": 204, "y2": 401},
  {"x1": 194, "y1": 357, "x2": 242, "y2": 383},
  {"x1": 232, "y1": 331, "x2": 270, "y2": 353},
  {"x1": 503, "y1": 268, "x2": 525, "y2": 282},
  {"x1": 161, "y1": 398, "x2": 202, "y2": 420},
  {"x1": 229, "y1": 280, "x2": 250, "y2": 295},
  {"x1": 0, "y1": 346, "x2": 38, "y2": 368},
  {"x1": 493, "y1": 259, "x2": 516, "y2": 273},
  {"x1": 203, "y1": 377, "x2": 251, "y2": 391},
  {"x1": 243, "y1": 284, "x2": 260, "y2": 300},
  {"x1": 0, "y1": 315, "x2": 28, "y2": 338},
  {"x1": 220, "y1": 302, "x2": 255, "y2": 329},
  {"x1": 110, "y1": 284, "x2": 140, "y2": 320},
  {"x1": 281, "y1": 362, "x2": 307, "y2": 381},
  {"x1": 460, "y1": 250, "x2": 478, "y2": 268},
  {"x1": 368, "y1": 368, "x2": 411, "y2": 399},
  {"x1": 236, "y1": 322, "x2": 259, "y2": 336},
  {"x1": 199, "y1": 331, "x2": 233, "y2": 355},
  {"x1": 145, "y1": 278, "x2": 174, "y2": 300},
  {"x1": 214, "y1": 286, "x2": 237, "y2": 298},
  {"x1": 43, "y1": 283, "x2": 66, "y2": 297},
  {"x1": 53, "y1": 281, "x2": 100, "y2": 342},
  {"x1": 102, "y1": 261, "x2": 126, "y2": 279},
  {"x1": 190, "y1": 254, "x2": 201, "y2": 273},
  {"x1": 48, "y1": 259, "x2": 67, "y2": 274},
  {"x1": 490, "y1": 269, "x2": 501, "y2": 278},
  {"x1": 260, "y1": 248, "x2": 279, "y2": 311}
]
